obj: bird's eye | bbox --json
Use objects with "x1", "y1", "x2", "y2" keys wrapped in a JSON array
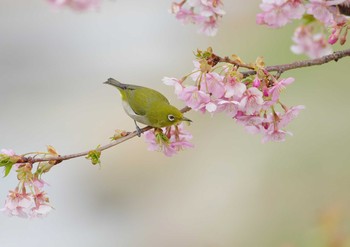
[{"x1": 168, "y1": 114, "x2": 175, "y2": 121}]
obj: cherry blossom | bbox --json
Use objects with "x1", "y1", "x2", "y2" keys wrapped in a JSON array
[
  {"x1": 268, "y1": 77, "x2": 295, "y2": 102},
  {"x1": 239, "y1": 87, "x2": 264, "y2": 115},
  {"x1": 0, "y1": 149, "x2": 15, "y2": 156},
  {"x1": 171, "y1": 0, "x2": 225, "y2": 36},
  {"x1": 165, "y1": 49, "x2": 304, "y2": 143},
  {"x1": 47, "y1": 0, "x2": 100, "y2": 11},
  {"x1": 1, "y1": 189, "x2": 32, "y2": 218},
  {"x1": 256, "y1": 0, "x2": 305, "y2": 28},
  {"x1": 1, "y1": 177, "x2": 53, "y2": 218},
  {"x1": 177, "y1": 85, "x2": 211, "y2": 112},
  {"x1": 291, "y1": 25, "x2": 332, "y2": 58},
  {"x1": 279, "y1": 105, "x2": 305, "y2": 128},
  {"x1": 144, "y1": 123, "x2": 193, "y2": 157},
  {"x1": 262, "y1": 126, "x2": 292, "y2": 143},
  {"x1": 224, "y1": 76, "x2": 247, "y2": 99}
]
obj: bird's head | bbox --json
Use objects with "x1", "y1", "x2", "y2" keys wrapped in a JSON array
[{"x1": 148, "y1": 104, "x2": 192, "y2": 128}]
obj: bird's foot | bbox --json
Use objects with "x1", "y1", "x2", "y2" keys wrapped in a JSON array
[
  {"x1": 134, "y1": 120, "x2": 142, "y2": 137},
  {"x1": 136, "y1": 126, "x2": 142, "y2": 137}
]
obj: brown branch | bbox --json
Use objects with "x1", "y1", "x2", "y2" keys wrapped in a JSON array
[
  {"x1": 214, "y1": 49, "x2": 350, "y2": 76},
  {"x1": 215, "y1": 56, "x2": 255, "y2": 70},
  {"x1": 15, "y1": 49, "x2": 350, "y2": 165},
  {"x1": 18, "y1": 106, "x2": 192, "y2": 164}
]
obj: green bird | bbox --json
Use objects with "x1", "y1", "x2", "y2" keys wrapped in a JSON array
[{"x1": 104, "y1": 78, "x2": 191, "y2": 136}]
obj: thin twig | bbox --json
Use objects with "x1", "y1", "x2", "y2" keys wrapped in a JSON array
[
  {"x1": 231, "y1": 49, "x2": 350, "y2": 76},
  {"x1": 18, "y1": 106, "x2": 192, "y2": 164}
]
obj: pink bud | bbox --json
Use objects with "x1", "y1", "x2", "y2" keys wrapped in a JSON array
[
  {"x1": 263, "y1": 86, "x2": 269, "y2": 97},
  {"x1": 253, "y1": 77, "x2": 261, "y2": 87}
]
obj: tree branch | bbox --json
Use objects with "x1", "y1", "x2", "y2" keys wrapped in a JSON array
[
  {"x1": 215, "y1": 49, "x2": 350, "y2": 76},
  {"x1": 15, "y1": 49, "x2": 350, "y2": 165},
  {"x1": 18, "y1": 106, "x2": 192, "y2": 164}
]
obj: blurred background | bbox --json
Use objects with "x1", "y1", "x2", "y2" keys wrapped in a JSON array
[{"x1": 1, "y1": 1, "x2": 350, "y2": 246}]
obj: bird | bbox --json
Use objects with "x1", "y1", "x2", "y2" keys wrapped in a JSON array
[{"x1": 104, "y1": 78, "x2": 191, "y2": 136}]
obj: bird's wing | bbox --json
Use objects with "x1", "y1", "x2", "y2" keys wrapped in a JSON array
[{"x1": 125, "y1": 87, "x2": 169, "y2": 116}]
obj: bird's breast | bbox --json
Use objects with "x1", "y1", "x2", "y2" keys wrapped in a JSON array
[{"x1": 121, "y1": 100, "x2": 151, "y2": 126}]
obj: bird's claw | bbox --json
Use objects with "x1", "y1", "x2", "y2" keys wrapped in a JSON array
[
  {"x1": 134, "y1": 120, "x2": 142, "y2": 137},
  {"x1": 136, "y1": 126, "x2": 142, "y2": 137}
]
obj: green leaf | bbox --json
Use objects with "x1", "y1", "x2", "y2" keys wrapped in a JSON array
[
  {"x1": 86, "y1": 146, "x2": 101, "y2": 166},
  {"x1": 4, "y1": 165, "x2": 12, "y2": 177},
  {"x1": 0, "y1": 154, "x2": 18, "y2": 177},
  {"x1": 155, "y1": 131, "x2": 169, "y2": 145}
]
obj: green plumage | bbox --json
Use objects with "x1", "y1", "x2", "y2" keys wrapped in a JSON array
[
  {"x1": 116, "y1": 82, "x2": 170, "y2": 116},
  {"x1": 104, "y1": 78, "x2": 191, "y2": 130}
]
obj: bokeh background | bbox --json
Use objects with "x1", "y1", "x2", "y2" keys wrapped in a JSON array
[{"x1": 1, "y1": 1, "x2": 350, "y2": 247}]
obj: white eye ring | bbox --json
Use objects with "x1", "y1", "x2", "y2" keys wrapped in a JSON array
[{"x1": 168, "y1": 114, "x2": 175, "y2": 121}]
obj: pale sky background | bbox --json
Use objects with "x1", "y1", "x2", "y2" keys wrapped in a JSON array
[{"x1": 1, "y1": 1, "x2": 350, "y2": 247}]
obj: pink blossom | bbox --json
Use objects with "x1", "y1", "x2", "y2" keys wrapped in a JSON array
[
  {"x1": 239, "y1": 87, "x2": 264, "y2": 115},
  {"x1": 144, "y1": 124, "x2": 193, "y2": 157},
  {"x1": 268, "y1": 77, "x2": 295, "y2": 102},
  {"x1": 47, "y1": 0, "x2": 100, "y2": 11},
  {"x1": 224, "y1": 76, "x2": 247, "y2": 99},
  {"x1": 190, "y1": 60, "x2": 203, "y2": 82},
  {"x1": 204, "y1": 101, "x2": 218, "y2": 113},
  {"x1": 178, "y1": 85, "x2": 211, "y2": 112},
  {"x1": 1, "y1": 189, "x2": 32, "y2": 218},
  {"x1": 291, "y1": 25, "x2": 332, "y2": 58},
  {"x1": 217, "y1": 99, "x2": 240, "y2": 117},
  {"x1": 171, "y1": 0, "x2": 225, "y2": 36},
  {"x1": 2, "y1": 178, "x2": 53, "y2": 218},
  {"x1": 279, "y1": 105, "x2": 305, "y2": 128},
  {"x1": 174, "y1": 8, "x2": 199, "y2": 24},
  {"x1": 32, "y1": 178, "x2": 48, "y2": 189},
  {"x1": 328, "y1": 26, "x2": 342, "y2": 44},
  {"x1": 192, "y1": 0, "x2": 225, "y2": 14},
  {"x1": 257, "y1": 0, "x2": 305, "y2": 28},
  {"x1": 31, "y1": 190, "x2": 52, "y2": 218},
  {"x1": 306, "y1": 0, "x2": 332, "y2": 23},
  {"x1": 235, "y1": 113, "x2": 266, "y2": 135},
  {"x1": 162, "y1": 77, "x2": 184, "y2": 96},
  {"x1": 262, "y1": 127, "x2": 292, "y2": 143},
  {"x1": 0, "y1": 149, "x2": 15, "y2": 156},
  {"x1": 200, "y1": 72, "x2": 225, "y2": 98},
  {"x1": 197, "y1": 16, "x2": 219, "y2": 36},
  {"x1": 306, "y1": 0, "x2": 337, "y2": 26},
  {"x1": 252, "y1": 76, "x2": 261, "y2": 88}
]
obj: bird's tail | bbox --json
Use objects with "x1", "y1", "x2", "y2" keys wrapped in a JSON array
[{"x1": 103, "y1": 78, "x2": 128, "y2": 89}]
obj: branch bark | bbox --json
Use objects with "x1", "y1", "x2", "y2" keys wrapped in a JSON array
[
  {"x1": 18, "y1": 106, "x2": 192, "y2": 164},
  {"x1": 230, "y1": 49, "x2": 350, "y2": 76}
]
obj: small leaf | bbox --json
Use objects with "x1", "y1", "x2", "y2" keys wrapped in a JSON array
[
  {"x1": 86, "y1": 146, "x2": 101, "y2": 166},
  {"x1": 47, "y1": 145, "x2": 59, "y2": 165},
  {"x1": 255, "y1": 56, "x2": 265, "y2": 68},
  {"x1": 231, "y1": 54, "x2": 244, "y2": 64},
  {"x1": 4, "y1": 165, "x2": 12, "y2": 177},
  {"x1": 47, "y1": 145, "x2": 58, "y2": 156},
  {"x1": 0, "y1": 154, "x2": 19, "y2": 177},
  {"x1": 199, "y1": 59, "x2": 211, "y2": 73},
  {"x1": 110, "y1": 130, "x2": 129, "y2": 141},
  {"x1": 37, "y1": 162, "x2": 54, "y2": 175},
  {"x1": 155, "y1": 130, "x2": 169, "y2": 145}
]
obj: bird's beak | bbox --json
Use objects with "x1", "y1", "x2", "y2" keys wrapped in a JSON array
[{"x1": 181, "y1": 117, "x2": 192, "y2": 123}]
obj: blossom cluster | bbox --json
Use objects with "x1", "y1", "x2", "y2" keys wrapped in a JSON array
[
  {"x1": 171, "y1": 0, "x2": 225, "y2": 36},
  {"x1": 144, "y1": 123, "x2": 193, "y2": 156},
  {"x1": 47, "y1": 0, "x2": 100, "y2": 11},
  {"x1": 257, "y1": 0, "x2": 350, "y2": 58},
  {"x1": 163, "y1": 50, "x2": 304, "y2": 143},
  {"x1": 0, "y1": 149, "x2": 53, "y2": 218}
]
